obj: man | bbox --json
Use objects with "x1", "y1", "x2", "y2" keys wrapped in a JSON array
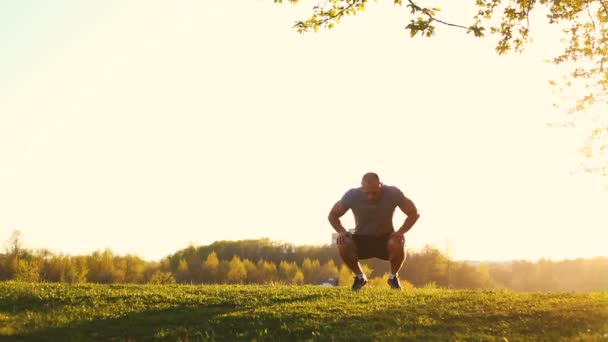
[{"x1": 328, "y1": 172, "x2": 420, "y2": 290}]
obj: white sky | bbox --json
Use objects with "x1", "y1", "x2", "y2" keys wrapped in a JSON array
[{"x1": 1, "y1": 1, "x2": 607, "y2": 262}]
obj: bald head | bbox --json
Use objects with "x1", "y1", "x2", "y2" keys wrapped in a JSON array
[
  {"x1": 361, "y1": 172, "x2": 382, "y2": 202},
  {"x1": 362, "y1": 172, "x2": 380, "y2": 184}
]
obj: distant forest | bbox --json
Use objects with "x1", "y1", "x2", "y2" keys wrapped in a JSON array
[{"x1": 1, "y1": 231, "x2": 606, "y2": 291}]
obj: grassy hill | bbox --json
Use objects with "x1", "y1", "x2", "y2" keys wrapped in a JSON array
[{"x1": 0, "y1": 282, "x2": 606, "y2": 341}]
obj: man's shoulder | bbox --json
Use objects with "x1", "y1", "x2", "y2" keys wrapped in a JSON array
[
  {"x1": 383, "y1": 185, "x2": 406, "y2": 199},
  {"x1": 344, "y1": 187, "x2": 362, "y2": 197},
  {"x1": 341, "y1": 187, "x2": 362, "y2": 202},
  {"x1": 383, "y1": 185, "x2": 402, "y2": 193}
]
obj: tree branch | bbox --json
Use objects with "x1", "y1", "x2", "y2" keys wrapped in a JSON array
[
  {"x1": 407, "y1": 0, "x2": 468, "y2": 30},
  {"x1": 599, "y1": 0, "x2": 608, "y2": 16},
  {"x1": 407, "y1": 0, "x2": 421, "y2": 12},
  {"x1": 526, "y1": 0, "x2": 533, "y2": 30},
  {"x1": 432, "y1": 18, "x2": 469, "y2": 30},
  {"x1": 294, "y1": 1, "x2": 356, "y2": 31},
  {"x1": 586, "y1": 0, "x2": 597, "y2": 30}
]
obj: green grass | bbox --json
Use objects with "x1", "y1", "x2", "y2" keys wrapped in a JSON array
[{"x1": 0, "y1": 282, "x2": 606, "y2": 341}]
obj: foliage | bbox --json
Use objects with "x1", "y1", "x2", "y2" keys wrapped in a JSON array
[
  {"x1": 275, "y1": 0, "x2": 608, "y2": 178},
  {"x1": 148, "y1": 271, "x2": 176, "y2": 285},
  {"x1": 226, "y1": 256, "x2": 247, "y2": 284},
  {"x1": 1, "y1": 232, "x2": 607, "y2": 291}
]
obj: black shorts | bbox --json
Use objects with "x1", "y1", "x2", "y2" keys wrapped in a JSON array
[{"x1": 352, "y1": 234, "x2": 392, "y2": 260}]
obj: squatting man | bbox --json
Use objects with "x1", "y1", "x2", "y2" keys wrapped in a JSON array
[{"x1": 328, "y1": 172, "x2": 420, "y2": 290}]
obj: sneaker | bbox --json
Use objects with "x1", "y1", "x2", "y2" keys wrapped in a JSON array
[
  {"x1": 387, "y1": 276, "x2": 402, "y2": 290},
  {"x1": 351, "y1": 276, "x2": 368, "y2": 291}
]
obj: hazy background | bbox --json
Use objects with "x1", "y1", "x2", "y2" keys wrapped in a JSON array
[{"x1": 1, "y1": 0, "x2": 607, "y2": 262}]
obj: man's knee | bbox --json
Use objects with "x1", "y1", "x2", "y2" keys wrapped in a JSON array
[
  {"x1": 338, "y1": 238, "x2": 356, "y2": 258},
  {"x1": 387, "y1": 237, "x2": 405, "y2": 255}
]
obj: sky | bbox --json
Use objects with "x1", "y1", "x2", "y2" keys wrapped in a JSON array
[{"x1": 1, "y1": 1, "x2": 607, "y2": 262}]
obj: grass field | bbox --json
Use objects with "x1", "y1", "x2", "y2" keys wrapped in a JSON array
[{"x1": 0, "y1": 282, "x2": 607, "y2": 341}]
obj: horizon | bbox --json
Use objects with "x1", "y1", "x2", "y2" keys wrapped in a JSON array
[
  {"x1": 3, "y1": 230, "x2": 606, "y2": 264},
  {"x1": 2, "y1": 1, "x2": 608, "y2": 262}
]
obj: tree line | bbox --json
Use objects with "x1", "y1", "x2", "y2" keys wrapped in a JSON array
[{"x1": 1, "y1": 231, "x2": 606, "y2": 291}]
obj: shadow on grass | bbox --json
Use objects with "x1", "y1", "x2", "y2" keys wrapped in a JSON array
[
  {"x1": 0, "y1": 293, "x2": 47, "y2": 314},
  {"x1": 3, "y1": 291, "x2": 607, "y2": 341},
  {"x1": 1, "y1": 293, "x2": 326, "y2": 342}
]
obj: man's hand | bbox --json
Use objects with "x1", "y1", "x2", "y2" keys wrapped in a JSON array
[
  {"x1": 397, "y1": 196, "x2": 420, "y2": 235},
  {"x1": 390, "y1": 231, "x2": 405, "y2": 246},
  {"x1": 337, "y1": 231, "x2": 352, "y2": 245},
  {"x1": 329, "y1": 201, "x2": 351, "y2": 245}
]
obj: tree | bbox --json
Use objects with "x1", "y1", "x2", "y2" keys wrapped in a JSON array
[
  {"x1": 87, "y1": 249, "x2": 115, "y2": 284},
  {"x1": 4, "y1": 230, "x2": 25, "y2": 259},
  {"x1": 257, "y1": 259, "x2": 278, "y2": 283},
  {"x1": 112, "y1": 258, "x2": 127, "y2": 283},
  {"x1": 183, "y1": 245, "x2": 203, "y2": 283},
  {"x1": 292, "y1": 270, "x2": 305, "y2": 285},
  {"x1": 402, "y1": 246, "x2": 448, "y2": 287},
  {"x1": 278, "y1": 261, "x2": 299, "y2": 283},
  {"x1": 148, "y1": 271, "x2": 176, "y2": 284},
  {"x1": 338, "y1": 264, "x2": 353, "y2": 286},
  {"x1": 301, "y1": 258, "x2": 320, "y2": 283},
  {"x1": 13, "y1": 259, "x2": 41, "y2": 282},
  {"x1": 277, "y1": 0, "x2": 608, "y2": 179},
  {"x1": 43, "y1": 254, "x2": 69, "y2": 282},
  {"x1": 317, "y1": 260, "x2": 339, "y2": 284},
  {"x1": 226, "y1": 256, "x2": 247, "y2": 284},
  {"x1": 119, "y1": 255, "x2": 145, "y2": 284},
  {"x1": 67, "y1": 257, "x2": 89, "y2": 284},
  {"x1": 510, "y1": 260, "x2": 543, "y2": 291},
  {"x1": 217, "y1": 260, "x2": 230, "y2": 284},
  {"x1": 451, "y1": 263, "x2": 496, "y2": 289},
  {"x1": 242, "y1": 259, "x2": 259, "y2": 283},
  {"x1": 176, "y1": 258, "x2": 189, "y2": 283},
  {"x1": 202, "y1": 251, "x2": 220, "y2": 283},
  {"x1": 536, "y1": 258, "x2": 559, "y2": 291}
]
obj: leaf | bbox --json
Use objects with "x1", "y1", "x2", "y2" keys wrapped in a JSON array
[{"x1": 467, "y1": 26, "x2": 486, "y2": 37}]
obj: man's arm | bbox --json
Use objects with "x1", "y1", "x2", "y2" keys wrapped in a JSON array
[
  {"x1": 328, "y1": 201, "x2": 349, "y2": 234},
  {"x1": 329, "y1": 201, "x2": 354, "y2": 245},
  {"x1": 396, "y1": 196, "x2": 420, "y2": 235}
]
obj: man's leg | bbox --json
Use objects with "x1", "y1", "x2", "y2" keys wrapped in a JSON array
[
  {"x1": 339, "y1": 236, "x2": 368, "y2": 290},
  {"x1": 338, "y1": 236, "x2": 363, "y2": 275},
  {"x1": 387, "y1": 235, "x2": 406, "y2": 274}
]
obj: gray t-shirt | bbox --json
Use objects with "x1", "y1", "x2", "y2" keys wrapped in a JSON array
[{"x1": 340, "y1": 185, "x2": 406, "y2": 236}]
